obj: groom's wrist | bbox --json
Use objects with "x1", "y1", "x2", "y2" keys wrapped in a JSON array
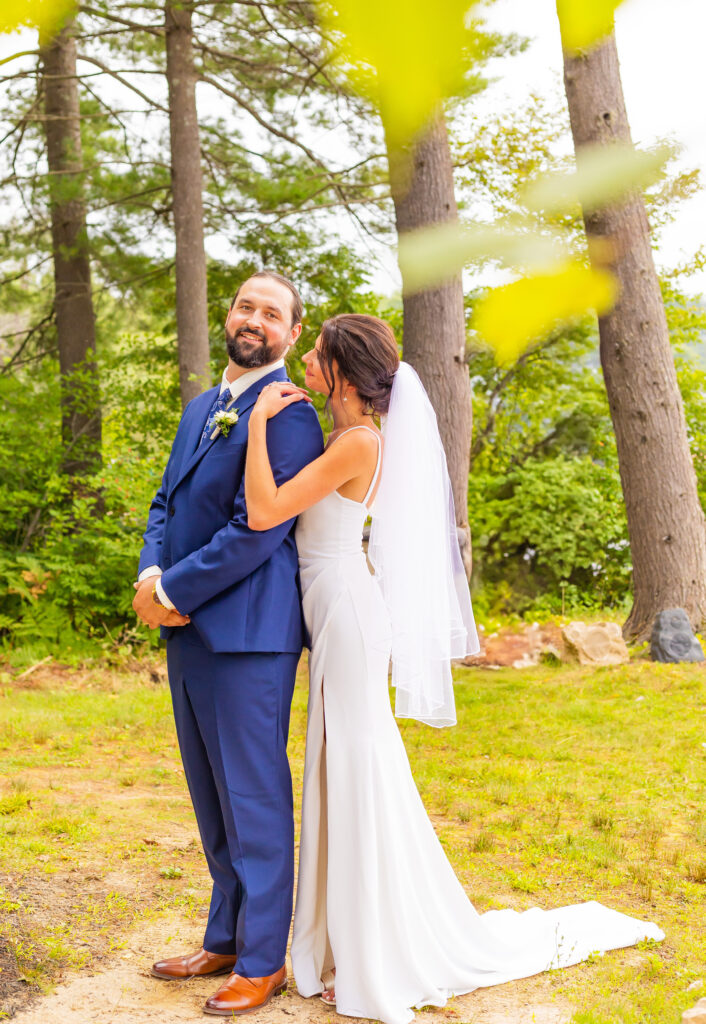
[
  {"x1": 138, "y1": 565, "x2": 162, "y2": 583},
  {"x1": 154, "y1": 576, "x2": 176, "y2": 611}
]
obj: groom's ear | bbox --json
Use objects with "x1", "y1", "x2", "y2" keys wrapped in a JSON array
[{"x1": 289, "y1": 322, "x2": 303, "y2": 345}]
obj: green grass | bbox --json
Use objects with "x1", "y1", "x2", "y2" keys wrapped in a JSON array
[
  {"x1": 0, "y1": 656, "x2": 704, "y2": 1021},
  {"x1": 398, "y1": 660, "x2": 706, "y2": 1022}
]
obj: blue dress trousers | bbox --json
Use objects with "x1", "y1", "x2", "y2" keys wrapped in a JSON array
[{"x1": 139, "y1": 367, "x2": 324, "y2": 976}]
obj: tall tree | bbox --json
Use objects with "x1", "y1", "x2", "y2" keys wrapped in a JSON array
[
  {"x1": 560, "y1": 28, "x2": 706, "y2": 640},
  {"x1": 41, "y1": 17, "x2": 101, "y2": 476},
  {"x1": 165, "y1": 0, "x2": 210, "y2": 406},
  {"x1": 388, "y1": 114, "x2": 472, "y2": 572}
]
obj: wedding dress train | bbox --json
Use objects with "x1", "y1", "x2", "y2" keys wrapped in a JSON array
[{"x1": 290, "y1": 427, "x2": 663, "y2": 1024}]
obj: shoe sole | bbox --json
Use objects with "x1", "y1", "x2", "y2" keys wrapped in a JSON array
[
  {"x1": 203, "y1": 981, "x2": 287, "y2": 1016},
  {"x1": 151, "y1": 965, "x2": 235, "y2": 981}
]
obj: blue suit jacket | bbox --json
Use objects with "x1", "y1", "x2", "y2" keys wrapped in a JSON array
[{"x1": 138, "y1": 366, "x2": 324, "y2": 653}]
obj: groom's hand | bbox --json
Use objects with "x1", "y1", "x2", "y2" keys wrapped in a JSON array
[{"x1": 132, "y1": 578, "x2": 190, "y2": 629}]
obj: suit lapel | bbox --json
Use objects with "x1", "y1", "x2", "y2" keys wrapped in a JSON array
[
  {"x1": 168, "y1": 387, "x2": 219, "y2": 499},
  {"x1": 169, "y1": 367, "x2": 289, "y2": 499}
]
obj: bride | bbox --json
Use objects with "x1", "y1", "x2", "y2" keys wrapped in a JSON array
[{"x1": 244, "y1": 313, "x2": 663, "y2": 1024}]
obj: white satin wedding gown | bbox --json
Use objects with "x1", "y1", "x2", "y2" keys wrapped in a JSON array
[{"x1": 290, "y1": 426, "x2": 664, "y2": 1024}]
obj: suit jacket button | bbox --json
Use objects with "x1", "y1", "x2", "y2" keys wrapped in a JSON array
[{"x1": 169, "y1": 507, "x2": 175, "y2": 517}]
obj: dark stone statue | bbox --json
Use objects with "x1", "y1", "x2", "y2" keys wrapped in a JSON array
[{"x1": 650, "y1": 608, "x2": 705, "y2": 663}]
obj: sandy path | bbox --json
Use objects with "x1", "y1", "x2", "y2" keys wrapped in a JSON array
[{"x1": 11, "y1": 916, "x2": 573, "y2": 1024}]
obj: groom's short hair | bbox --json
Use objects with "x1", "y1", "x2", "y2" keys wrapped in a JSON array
[{"x1": 232, "y1": 271, "x2": 303, "y2": 328}]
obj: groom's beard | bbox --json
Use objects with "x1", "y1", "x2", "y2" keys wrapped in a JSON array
[{"x1": 226, "y1": 324, "x2": 287, "y2": 369}]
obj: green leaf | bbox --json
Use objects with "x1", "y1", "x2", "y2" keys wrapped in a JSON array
[
  {"x1": 0, "y1": 0, "x2": 74, "y2": 37},
  {"x1": 398, "y1": 221, "x2": 569, "y2": 294},
  {"x1": 556, "y1": 0, "x2": 625, "y2": 53},
  {"x1": 473, "y1": 261, "x2": 618, "y2": 364},
  {"x1": 317, "y1": 0, "x2": 480, "y2": 149},
  {"x1": 523, "y1": 142, "x2": 672, "y2": 215}
]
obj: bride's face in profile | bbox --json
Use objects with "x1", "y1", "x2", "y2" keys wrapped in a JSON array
[{"x1": 303, "y1": 335, "x2": 338, "y2": 397}]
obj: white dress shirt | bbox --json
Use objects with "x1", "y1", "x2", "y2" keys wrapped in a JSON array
[{"x1": 138, "y1": 359, "x2": 286, "y2": 611}]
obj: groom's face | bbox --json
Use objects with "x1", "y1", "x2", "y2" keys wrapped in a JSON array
[{"x1": 226, "y1": 278, "x2": 301, "y2": 369}]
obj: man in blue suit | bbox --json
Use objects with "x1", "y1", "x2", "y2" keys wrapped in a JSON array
[{"x1": 132, "y1": 271, "x2": 323, "y2": 1016}]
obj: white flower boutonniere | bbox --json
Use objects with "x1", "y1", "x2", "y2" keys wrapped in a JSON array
[{"x1": 211, "y1": 408, "x2": 239, "y2": 439}]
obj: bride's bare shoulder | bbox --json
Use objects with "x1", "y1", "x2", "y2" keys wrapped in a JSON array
[{"x1": 328, "y1": 425, "x2": 381, "y2": 447}]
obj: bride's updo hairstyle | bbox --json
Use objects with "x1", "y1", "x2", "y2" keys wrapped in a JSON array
[{"x1": 318, "y1": 314, "x2": 400, "y2": 415}]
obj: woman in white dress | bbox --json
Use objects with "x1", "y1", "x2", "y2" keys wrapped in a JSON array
[{"x1": 244, "y1": 314, "x2": 663, "y2": 1024}]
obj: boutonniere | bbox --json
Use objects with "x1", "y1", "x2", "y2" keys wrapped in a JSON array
[{"x1": 211, "y1": 409, "x2": 239, "y2": 439}]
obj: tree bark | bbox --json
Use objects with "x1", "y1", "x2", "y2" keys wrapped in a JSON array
[
  {"x1": 561, "y1": 31, "x2": 706, "y2": 640},
  {"x1": 41, "y1": 20, "x2": 101, "y2": 476},
  {"x1": 388, "y1": 114, "x2": 473, "y2": 574},
  {"x1": 165, "y1": 0, "x2": 211, "y2": 407}
]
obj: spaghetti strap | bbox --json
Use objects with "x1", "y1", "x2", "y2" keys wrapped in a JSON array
[{"x1": 330, "y1": 425, "x2": 382, "y2": 508}]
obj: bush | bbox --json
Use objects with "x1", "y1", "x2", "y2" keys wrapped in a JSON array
[
  {"x1": 0, "y1": 335, "x2": 179, "y2": 659},
  {"x1": 470, "y1": 455, "x2": 632, "y2": 616}
]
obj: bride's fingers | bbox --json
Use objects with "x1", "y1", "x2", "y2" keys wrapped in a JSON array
[
  {"x1": 277, "y1": 384, "x2": 310, "y2": 397},
  {"x1": 271, "y1": 381, "x2": 309, "y2": 394},
  {"x1": 280, "y1": 392, "x2": 311, "y2": 405}
]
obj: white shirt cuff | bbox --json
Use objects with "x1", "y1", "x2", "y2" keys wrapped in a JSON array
[
  {"x1": 138, "y1": 566, "x2": 162, "y2": 582},
  {"x1": 155, "y1": 577, "x2": 176, "y2": 611}
]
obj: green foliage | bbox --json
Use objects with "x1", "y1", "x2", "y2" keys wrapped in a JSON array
[
  {"x1": 0, "y1": 0, "x2": 74, "y2": 36},
  {"x1": 0, "y1": 331, "x2": 181, "y2": 658},
  {"x1": 467, "y1": 283, "x2": 706, "y2": 616},
  {"x1": 471, "y1": 455, "x2": 631, "y2": 615}
]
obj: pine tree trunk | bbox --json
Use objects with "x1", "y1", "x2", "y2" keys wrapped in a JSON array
[
  {"x1": 41, "y1": 20, "x2": 101, "y2": 476},
  {"x1": 165, "y1": 0, "x2": 211, "y2": 407},
  {"x1": 388, "y1": 114, "x2": 472, "y2": 573},
  {"x1": 561, "y1": 31, "x2": 706, "y2": 641}
]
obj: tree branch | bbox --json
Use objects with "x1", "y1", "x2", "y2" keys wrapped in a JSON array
[
  {"x1": 1, "y1": 308, "x2": 56, "y2": 376},
  {"x1": 75, "y1": 54, "x2": 168, "y2": 111},
  {"x1": 0, "y1": 255, "x2": 53, "y2": 287},
  {"x1": 79, "y1": 6, "x2": 164, "y2": 37},
  {"x1": 0, "y1": 50, "x2": 39, "y2": 68},
  {"x1": 198, "y1": 72, "x2": 381, "y2": 240}
]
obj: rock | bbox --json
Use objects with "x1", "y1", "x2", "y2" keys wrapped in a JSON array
[
  {"x1": 562, "y1": 621, "x2": 629, "y2": 666},
  {"x1": 462, "y1": 622, "x2": 566, "y2": 668},
  {"x1": 650, "y1": 608, "x2": 705, "y2": 663},
  {"x1": 682, "y1": 997, "x2": 706, "y2": 1023},
  {"x1": 687, "y1": 981, "x2": 704, "y2": 993}
]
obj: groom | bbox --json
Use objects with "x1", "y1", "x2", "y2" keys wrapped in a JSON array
[{"x1": 132, "y1": 271, "x2": 323, "y2": 1015}]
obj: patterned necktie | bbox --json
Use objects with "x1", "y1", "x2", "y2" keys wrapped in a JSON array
[{"x1": 199, "y1": 389, "x2": 234, "y2": 447}]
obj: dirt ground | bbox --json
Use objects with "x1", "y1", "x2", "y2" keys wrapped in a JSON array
[{"x1": 9, "y1": 913, "x2": 574, "y2": 1024}]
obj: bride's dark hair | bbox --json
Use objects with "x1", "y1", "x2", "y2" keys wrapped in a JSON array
[{"x1": 318, "y1": 314, "x2": 400, "y2": 415}]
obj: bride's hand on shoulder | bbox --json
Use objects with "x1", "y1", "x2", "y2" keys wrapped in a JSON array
[{"x1": 252, "y1": 382, "x2": 312, "y2": 421}]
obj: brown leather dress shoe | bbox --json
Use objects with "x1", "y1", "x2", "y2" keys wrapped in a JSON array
[
  {"x1": 151, "y1": 947, "x2": 237, "y2": 981},
  {"x1": 203, "y1": 965, "x2": 287, "y2": 1016}
]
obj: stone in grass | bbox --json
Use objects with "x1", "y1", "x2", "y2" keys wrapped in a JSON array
[
  {"x1": 650, "y1": 608, "x2": 705, "y2": 664},
  {"x1": 682, "y1": 997, "x2": 706, "y2": 1023},
  {"x1": 562, "y1": 621, "x2": 629, "y2": 666}
]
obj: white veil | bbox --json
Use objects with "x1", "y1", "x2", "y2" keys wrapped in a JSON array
[{"x1": 368, "y1": 362, "x2": 480, "y2": 727}]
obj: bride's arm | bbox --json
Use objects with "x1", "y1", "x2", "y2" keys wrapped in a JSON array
[{"x1": 246, "y1": 384, "x2": 375, "y2": 531}]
